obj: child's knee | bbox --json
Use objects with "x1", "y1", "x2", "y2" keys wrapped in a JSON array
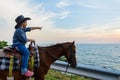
[{"x1": 23, "y1": 49, "x2": 30, "y2": 56}]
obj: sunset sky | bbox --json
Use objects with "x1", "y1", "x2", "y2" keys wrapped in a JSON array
[{"x1": 0, "y1": 0, "x2": 120, "y2": 44}]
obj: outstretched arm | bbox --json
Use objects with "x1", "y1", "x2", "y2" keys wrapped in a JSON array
[
  {"x1": 30, "y1": 27, "x2": 43, "y2": 30},
  {"x1": 27, "y1": 27, "x2": 42, "y2": 42},
  {"x1": 27, "y1": 39, "x2": 35, "y2": 42}
]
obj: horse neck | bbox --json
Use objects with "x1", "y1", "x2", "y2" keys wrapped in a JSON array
[
  {"x1": 39, "y1": 46, "x2": 64, "y2": 66},
  {"x1": 47, "y1": 47, "x2": 64, "y2": 63}
]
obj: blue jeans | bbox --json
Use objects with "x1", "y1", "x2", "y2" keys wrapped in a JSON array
[{"x1": 16, "y1": 44, "x2": 30, "y2": 74}]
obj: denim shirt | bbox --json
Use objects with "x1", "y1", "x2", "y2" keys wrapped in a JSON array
[{"x1": 12, "y1": 27, "x2": 31, "y2": 46}]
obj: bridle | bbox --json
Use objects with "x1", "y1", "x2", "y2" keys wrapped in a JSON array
[
  {"x1": 46, "y1": 44, "x2": 76, "y2": 79},
  {"x1": 63, "y1": 45, "x2": 76, "y2": 77},
  {"x1": 67, "y1": 45, "x2": 76, "y2": 65},
  {"x1": 46, "y1": 44, "x2": 75, "y2": 64}
]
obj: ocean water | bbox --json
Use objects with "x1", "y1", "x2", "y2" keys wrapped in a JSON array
[
  {"x1": 76, "y1": 44, "x2": 120, "y2": 70},
  {"x1": 39, "y1": 43, "x2": 120, "y2": 70}
]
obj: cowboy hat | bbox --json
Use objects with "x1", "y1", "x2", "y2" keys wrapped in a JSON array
[{"x1": 15, "y1": 15, "x2": 31, "y2": 24}]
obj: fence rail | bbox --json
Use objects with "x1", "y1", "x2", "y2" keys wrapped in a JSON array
[{"x1": 51, "y1": 61, "x2": 120, "y2": 80}]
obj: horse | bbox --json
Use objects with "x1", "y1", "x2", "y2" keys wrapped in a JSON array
[{"x1": 0, "y1": 41, "x2": 77, "y2": 80}]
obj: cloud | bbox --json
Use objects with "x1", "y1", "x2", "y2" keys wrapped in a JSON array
[
  {"x1": 0, "y1": 17, "x2": 8, "y2": 28},
  {"x1": 32, "y1": 17, "x2": 120, "y2": 43},
  {"x1": 75, "y1": 0, "x2": 120, "y2": 10},
  {"x1": 68, "y1": 19, "x2": 120, "y2": 43},
  {"x1": 0, "y1": 0, "x2": 57, "y2": 27},
  {"x1": 56, "y1": 0, "x2": 71, "y2": 19},
  {"x1": 56, "y1": 0, "x2": 70, "y2": 9},
  {"x1": 59, "y1": 11, "x2": 70, "y2": 19},
  {"x1": 0, "y1": 0, "x2": 73, "y2": 44},
  {"x1": 0, "y1": 0, "x2": 56, "y2": 44},
  {"x1": 0, "y1": 0, "x2": 120, "y2": 44},
  {"x1": 30, "y1": 3, "x2": 45, "y2": 14}
]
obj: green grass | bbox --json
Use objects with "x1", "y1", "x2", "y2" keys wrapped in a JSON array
[
  {"x1": 31, "y1": 69, "x2": 94, "y2": 80},
  {"x1": 45, "y1": 69, "x2": 94, "y2": 80}
]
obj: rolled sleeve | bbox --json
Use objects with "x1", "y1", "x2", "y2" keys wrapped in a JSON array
[{"x1": 24, "y1": 27, "x2": 31, "y2": 32}]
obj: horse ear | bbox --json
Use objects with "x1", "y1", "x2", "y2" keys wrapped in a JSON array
[{"x1": 72, "y1": 41, "x2": 75, "y2": 44}]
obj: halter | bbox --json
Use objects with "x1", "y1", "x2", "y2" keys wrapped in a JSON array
[
  {"x1": 46, "y1": 44, "x2": 75, "y2": 65},
  {"x1": 64, "y1": 45, "x2": 76, "y2": 74},
  {"x1": 46, "y1": 44, "x2": 76, "y2": 74},
  {"x1": 67, "y1": 45, "x2": 76, "y2": 65}
]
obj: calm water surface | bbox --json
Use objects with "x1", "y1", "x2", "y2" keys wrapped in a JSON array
[
  {"x1": 76, "y1": 44, "x2": 120, "y2": 70},
  {"x1": 39, "y1": 43, "x2": 120, "y2": 70}
]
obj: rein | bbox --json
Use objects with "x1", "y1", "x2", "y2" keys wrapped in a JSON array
[
  {"x1": 45, "y1": 51, "x2": 58, "y2": 60},
  {"x1": 45, "y1": 45, "x2": 75, "y2": 79},
  {"x1": 63, "y1": 46, "x2": 74, "y2": 77}
]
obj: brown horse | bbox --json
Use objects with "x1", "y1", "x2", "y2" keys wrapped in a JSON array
[{"x1": 0, "y1": 41, "x2": 77, "y2": 80}]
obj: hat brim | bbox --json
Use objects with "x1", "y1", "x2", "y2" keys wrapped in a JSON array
[
  {"x1": 20, "y1": 17, "x2": 31, "y2": 23},
  {"x1": 24, "y1": 17, "x2": 31, "y2": 20}
]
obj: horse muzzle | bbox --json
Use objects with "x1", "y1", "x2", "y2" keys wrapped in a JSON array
[
  {"x1": 68, "y1": 58, "x2": 77, "y2": 68},
  {"x1": 70, "y1": 62, "x2": 77, "y2": 68}
]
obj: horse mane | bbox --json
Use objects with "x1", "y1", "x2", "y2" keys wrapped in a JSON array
[
  {"x1": 38, "y1": 42, "x2": 72, "y2": 48},
  {"x1": 49, "y1": 43, "x2": 63, "y2": 47}
]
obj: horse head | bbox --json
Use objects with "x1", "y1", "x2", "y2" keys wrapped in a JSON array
[{"x1": 63, "y1": 41, "x2": 77, "y2": 68}]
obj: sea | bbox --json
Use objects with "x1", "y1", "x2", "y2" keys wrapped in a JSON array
[
  {"x1": 76, "y1": 44, "x2": 120, "y2": 70},
  {"x1": 39, "y1": 43, "x2": 120, "y2": 70}
]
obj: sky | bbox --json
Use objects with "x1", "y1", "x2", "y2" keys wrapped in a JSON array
[{"x1": 0, "y1": 0, "x2": 120, "y2": 44}]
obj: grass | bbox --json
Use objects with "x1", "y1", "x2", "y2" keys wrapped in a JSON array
[
  {"x1": 45, "y1": 69, "x2": 94, "y2": 80},
  {"x1": 30, "y1": 69, "x2": 94, "y2": 80}
]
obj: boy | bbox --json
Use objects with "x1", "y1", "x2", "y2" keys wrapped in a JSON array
[{"x1": 12, "y1": 15, "x2": 42, "y2": 77}]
